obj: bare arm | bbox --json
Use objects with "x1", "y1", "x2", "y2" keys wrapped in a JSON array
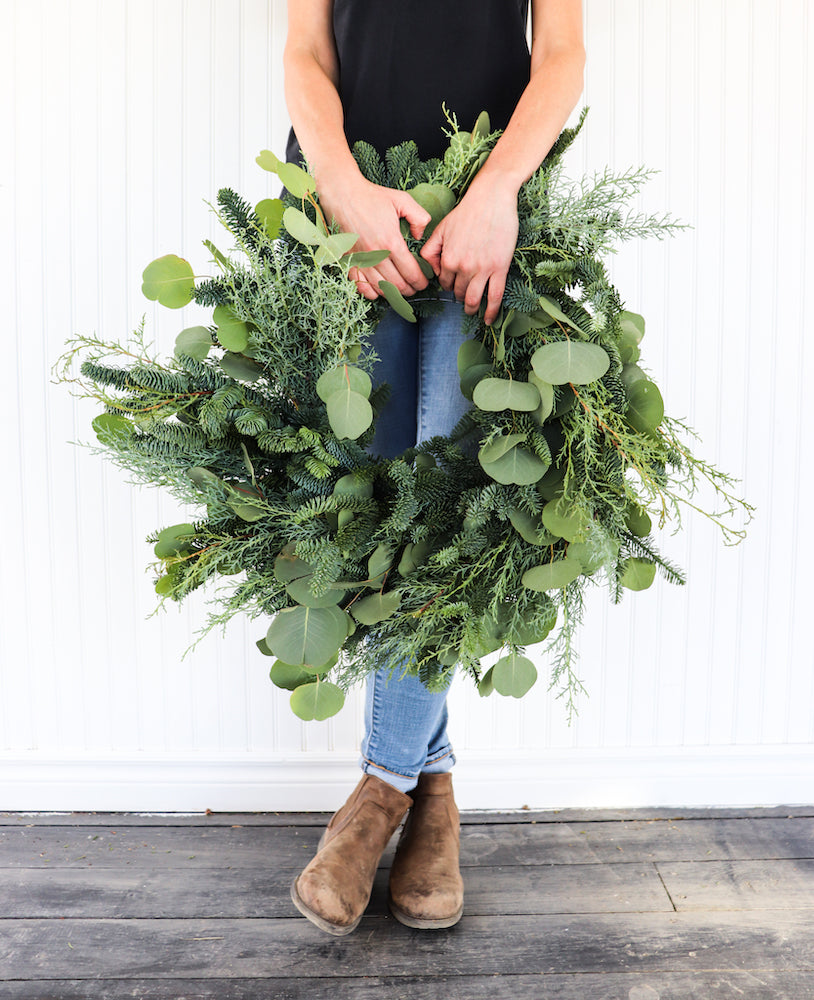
[
  {"x1": 421, "y1": 0, "x2": 586, "y2": 325},
  {"x1": 283, "y1": 0, "x2": 431, "y2": 299}
]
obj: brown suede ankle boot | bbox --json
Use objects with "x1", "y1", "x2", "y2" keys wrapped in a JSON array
[
  {"x1": 387, "y1": 771, "x2": 464, "y2": 929},
  {"x1": 290, "y1": 773, "x2": 412, "y2": 935}
]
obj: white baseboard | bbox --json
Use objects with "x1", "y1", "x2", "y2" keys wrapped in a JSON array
[{"x1": 1, "y1": 745, "x2": 812, "y2": 812}]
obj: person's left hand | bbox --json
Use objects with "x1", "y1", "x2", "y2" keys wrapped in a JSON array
[{"x1": 420, "y1": 176, "x2": 519, "y2": 327}]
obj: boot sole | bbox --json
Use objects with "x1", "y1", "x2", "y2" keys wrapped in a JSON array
[
  {"x1": 388, "y1": 896, "x2": 464, "y2": 929},
  {"x1": 290, "y1": 874, "x2": 362, "y2": 937}
]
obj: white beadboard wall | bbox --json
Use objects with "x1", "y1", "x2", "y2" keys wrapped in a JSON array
[{"x1": 1, "y1": 0, "x2": 812, "y2": 811}]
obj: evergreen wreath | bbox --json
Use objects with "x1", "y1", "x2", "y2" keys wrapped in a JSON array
[{"x1": 57, "y1": 109, "x2": 754, "y2": 721}]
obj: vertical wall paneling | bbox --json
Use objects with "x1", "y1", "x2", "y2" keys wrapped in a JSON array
[{"x1": 1, "y1": 0, "x2": 813, "y2": 810}]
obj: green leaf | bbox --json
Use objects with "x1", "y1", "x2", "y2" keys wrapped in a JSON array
[
  {"x1": 542, "y1": 497, "x2": 592, "y2": 542},
  {"x1": 316, "y1": 365, "x2": 372, "y2": 402},
  {"x1": 472, "y1": 378, "x2": 541, "y2": 412},
  {"x1": 478, "y1": 432, "x2": 527, "y2": 464},
  {"x1": 228, "y1": 499, "x2": 266, "y2": 522},
  {"x1": 274, "y1": 544, "x2": 314, "y2": 583},
  {"x1": 282, "y1": 207, "x2": 326, "y2": 246},
  {"x1": 219, "y1": 353, "x2": 264, "y2": 382},
  {"x1": 346, "y1": 248, "x2": 391, "y2": 268},
  {"x1": 186, "y1": 466, "x2": 221, "y2": 491},
  {"x1": 413, "y1": 252, "x2": 435, "y2": 280},
  {"x1": 397, "y1": 539, "x2": 432, "y2": 576},
  {"x1": 492, "y1": 652, "x2": 538, "y2": 698},
  {"x1": 508, "y1": 507, "x2": 555, "y2": 546},
  {"x1": 154, "y1": 574, "x2": 177, "y2": 596},
  {"x1": 270, "y1": 660, "x2": 313, "y2": 691},
  {"x1": 256, "y1": 637, "x2": 274, "y2": 656},
  {"x1": 625, "y1": 504, "x2": 652, "y2": 537},
  {"x1": 285, "y1": 575, "x2": 346, "y2": 608},
  {"x1": 290, "y1": 680, "x2": 345, "y2": 721},
  {"x1": 619, "y1": 310, "x2": 645, "y2": 343},
  {"x1": 530, "y1": 341, "x2": 610, "y2": 385},
  {"x1": 567, "y1": 535, "x2": 619, "y2": 574},
  {"x1": 459, "y1": 363, "x2": 493, "y2": 400},
  {"x1": 256, "y1": 150, "x2": 317, "y2": 199},
  {"x1": 367, "y1": 542, "x2": 394, "y2": 579},
  {"x1": 457, "y1": 338, "x2": 491, "y2": 376},
  {"x1": 621, "y1": 363, "x2": 648, "y2": 389},
  {"x1": 333, "y1": 472, "x2": 374, "y2": 499},
  {"x1": 378, "y1": 280, "x2": 416, "y2": 322},
  {"x1": 153, "y1": 523, "x2": 195, "y2": 558},
  {"x1": 350, "y1": 589, "x2": 402, "y2": 625},
  {"x1": 527, "y1": 370, "x2": 555, "y2": 423},
  {"x1": 213, "y1": 304, "x2": 250, "y2": 352},
  {"x1": 505, "y1": 309, "x2": 554, "y2": 338},
  {"x1": 537, "y1": 294, "x2": 587, "y2": 335},
  {"x1": 141, "y1": 254, "x2": 195, "y2": 309},
  {"x1": 174, "y1": 326, "x2": 212, "y2": 361},
  {"x1": 407, "y1": 183, "x2": 456, "y2": 236},
  {"x1": 92, "y1": 413, "x2": 133, "y2": 444},
  {"x1": 479, "y1": 445, "x2": 548, "y2": 486},
  {"x1": 620, "y1": 557, "x2": 657, "y2": 591},
  {"x1": 626, "y1": 379, "x2": 664, "y2": 431},
  {"x1": 314, "y1": 231, "x2": 359, "y2": 266},
  {"x1": 255, "y1": 198, "x2": 284, "y2": 237},
  {"x1": 326, "y1": 387, "x2": 374, "y2": 439},
  {"x1": 521, "y1": 558, "x2": 584, "y2": 591},
  {"x1": 265, "y1": 604, "x2": 350, "y2": 667},
  {"x1": 203, "y1": 239, "x2": 229, "y2": 269},
  {"x1": 472, "y1": 110, "x2": 491, "y2": 142},
  {"x1": 477, "y1": 666, "x2": 495, "y2": 697}
]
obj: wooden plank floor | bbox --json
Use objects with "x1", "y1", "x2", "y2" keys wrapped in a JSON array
[{"x1": 2, "y1": 807, "x2": 814, "y2": 999}]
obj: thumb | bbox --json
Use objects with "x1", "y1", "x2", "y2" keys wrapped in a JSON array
[{"x1": 394, "y1": 191, "x2": 432, "y2": 240}]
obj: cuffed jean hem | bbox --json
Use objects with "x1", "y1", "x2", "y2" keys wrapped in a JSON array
[{"x1": 359, "y1": 748, "x2": 457, "y2": 795}]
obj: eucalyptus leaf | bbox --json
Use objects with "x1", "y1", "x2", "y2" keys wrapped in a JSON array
[
  {"x1": 473, "y1": 377, "x2": 541, "y2": 412},
  {"x1": 457, "y1": 338, "x2": 492, "y2": 376},
  {"x1": 141, "y1": 254, "x2": 195, "y2": 309},
  {"x1": 367, "y1": 542, "x2": 394, "y2": 579},
  {"x1": 625, "y1": 504, "x2": 652, "y2": 537},
  {"x1": 317, "y1": 365, "x2": 372, "y2": 402},
  {"x1": 92, "y1": 413, "x2": 133, "y2": 443},
  {"x1": 346, "y1": 249, "x2": 390, "y2": 268},
  {"x1": 538, "y1": 294, "x2": 587, "y2": 335},
  {"x1": 285, "y1": 575, "x2": 347, "y2": 608},
  {"x1": 274, "y1": 544, "x2": 314, "y2": 583},
  {"x1": 492, "y1": 652, "x2": 538, "y2": 698},
  {"x1": 256, "y1": 637, "x2": 273, "y2": 656},
  {"x1": 290, "y1": 680, "x2": 345, "y2": 721},
  {"x1": 505, "y1": 310, "x2": 554, "y2": 338},
  {"x1": 620, "y1": 557, "x2": 657, "y2": 591},
  {"x1": 186, "y1": 467, "x2": 222, "y2": 490},
  {"x1": 174, "y1": 326, "x2": 212, "y2": 361},
  {"x1": 626, "y1": 379, "x2": 664, "y2": 431},
  {"x1": 477, "y1": 666, "x2": 495, "y2": 697},
  {"x1": 472, "y1": 110, "x2": 491, "y2": 142},
  {"x1": 350, "y1": 589, "x2": 402, "y2": 625},
  {"x1": 619, "y1": 310, "x2": 645, "y2": 343},
  {"x1": 326, "y1": 386, "x2": 374, "y2": 439},
  {"x1": 333, "y1": 471, "x2": 374, "y2": 499},
  {"x1": 530, "y1": 341, "x2": 610, "y2": 386},
  {"x1": 459, "y1": 363, "x2": 493, "y2": 400},
  {"x1": 265, "y1": 604, "x2": 350, "y2": 667},
  {"x1": 213, "y1": 304, "x2": 250, "y2": 352},
  {"x1": 378, "y1": 280, "x2": 416, "y2": 322},
  {"x1": 397, "y1": 539, "x2": 432, "y2": 576},
  {"x1": 255, "y1": 198, "x2": 284, "y2": 237},
  {"x1": 478, "y1": 432, "x2": 527, "y2": 464},
  {"x1": 521, "y1": 558, "x2": 584, "y2": 591},
  {"x1": 228, "y1": 499, "x2": 266, "y2": 522},
  {"x1": 270, "y1": 660, "x2": 314, "y2": 691},
  {"x1": 219, "y1": 353, "x2": 264, "y2": 382},
  {"x1": 542, "y1": 497, "x2": 592, "y2": 542},
  {"x1": 154, "y1": 523, "x2": 195, "y2": 559},
  {"x1": 508, "y1": 507, "x2": 555, "y2": 546},
  {"x1": 283, "y1": 207, "x2": 326, "y2": 247},
  {"x1": 479, "y1": 445, "x2": 548, "y2": 486},
  {"x1": 527, "y1": 370, "x2": 555, "y2": 423}
]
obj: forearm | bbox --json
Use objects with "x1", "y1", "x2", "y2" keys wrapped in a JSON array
[
  {"x1": 282, "y1": 47, "x2": 363, "y2": 194},
  {"x1": 474, "y1": 44, "x2": 586, "y2": 197}
]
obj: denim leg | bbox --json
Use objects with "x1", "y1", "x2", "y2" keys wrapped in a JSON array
[{"x1": 360, "y1": 294, "x2": 470, "y2": 792}]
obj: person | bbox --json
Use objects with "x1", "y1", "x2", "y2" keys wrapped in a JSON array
[{"x1": 282, "y1": 0, "x2": 585, "y2": 935}]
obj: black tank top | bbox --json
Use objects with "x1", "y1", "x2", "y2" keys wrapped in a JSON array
[{"x1": 286, "y1": 0, "x2": 530, "y2": 165}]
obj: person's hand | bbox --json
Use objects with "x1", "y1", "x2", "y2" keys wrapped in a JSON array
[
  {"x1": 318, "y1": 176, "x2": 432, "y2": 301},
  {"x1": 420, "y1": 176, "x2": 519, "y2": 327}
]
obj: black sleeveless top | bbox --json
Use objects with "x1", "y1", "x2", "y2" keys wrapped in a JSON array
[{"x1": 286, "y1": 0, "x2": 531, "y2": 165}]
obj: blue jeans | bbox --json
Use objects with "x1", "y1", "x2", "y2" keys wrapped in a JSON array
[{"x1": 359, "y1": 292, "x2": 472, "y2": 793}]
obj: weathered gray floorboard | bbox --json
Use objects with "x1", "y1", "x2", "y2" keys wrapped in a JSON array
[
  {"x1": 0, "y1": 861, "x2": 672, "y2": 918},
  {"x1": 2, "y1": 972, "x2": 813, "y2": 1000},
  {"x1": 2, "y1": 912, "x2": 814, "y2": 980},
  {"x1": 657, "y1": 859, "x2": 814, "y2": 911},
  {"x1": 3, "y1": 805, "x2": 813, "y2": 826},
  {"x1": 2, "y1": 817, "x2": 813, "y2": 869}
]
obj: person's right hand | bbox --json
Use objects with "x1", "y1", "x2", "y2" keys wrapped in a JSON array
[{"x1": 318, "y1": 176, "x2": 432, "y2": 301}]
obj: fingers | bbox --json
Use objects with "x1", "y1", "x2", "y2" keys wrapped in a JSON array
[
  {"x1": 396, "y1": 191, "x2": 432, "y2": 240},
  {"x1": 483, "y1": 273, "x2": 506, "y2": 327}
]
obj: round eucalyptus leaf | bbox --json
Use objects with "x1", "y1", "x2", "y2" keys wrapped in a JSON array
[
  {"x1": 521, "y1": 558, "x2": 584, "y2": 592},
  {"x1": 407, "y1": 183, "x2": 455, "y2": 235},
  {"x1": 509, "y1": 609, "x2": 558, "y2": 646},
  {"x1": 285, "y1": 575, "x2": 346, "y2": 608},
  {"x1": 220, "y1": 353, "x2": 264, "y2": 382},
  {"x1": 530, "y1": 341, "x2": 610, "y2": 386},
  {"x1": 459, "y1": 363, "x2": 493, "y2": 400},
  {"x1": 317, "y1": 365, "x2": 372, "y2": 402},
  {"x1": 154, "y1": 574, "x2": 177, "y2": 596},
  {"x1": 265, "y1": 604, "x2": 350, "y2": 667},
  {"x1": 457, "y1": 338, "x2": 491, "y2": 376},
  {"x1": 527, "y1": 370, "x2": 555, "y2": 423},
  {"x1": 276, "y1": 161, "x2": 316, "y2": 199},
  {"x1": 625, "y1": 504, "x2": 652, "y2": 537},
  {"x1": 326, "y1": 387, "x2": 374, "y2": 439},
  {"x1": 92, "y1": 413, "x2": 133, "y2": 443},
  {"x1": 505, "y1": 310, "x2": 554, "y2": 338},
  {"x1": 508, "y1": 507, "x2": 555, "y2": 546},
  {"x1": 397, "y1": 539, "x2": 432, "y2": 577},
  {"x1": 367, "y1": 542, "x2": 394, "y2": 579},
  {"x1": 479, "y1": 445, "x2": 548, "y2": 486},
  {"x1": 477, "y1": 666, "x2": 495, "y2": 698},
  {"x1": 274, "y1": 545, "x2": 314, "y2": 583},
  {"x1": 255, "y1": 198, "x2": 284, "y2": 238},
  {"x1": 256, "y1": 637, "x2": 273, "y2": 656},
  {"x1": 269, "y1": 659, "x2": 313, "y2": 691},
  {"x1": 333, "y1": 471, "x2": 373, "y2": 498},
  {"x1": 492, "y1": 653, "x2": 538, "y2": 698},
  {"x1": 472, "y1": 110, "x2": 491, "y2": 141},
  {"x1": 620, "y1": 363, "x2": 648, "y2": 389},
  {"x1": 290, "y1": 680, "x2": 345, "y2": 721},
  {"x1": 154, "y1": 523, "x2": 195, "y2": 558},
  {"x1": 346, "y1": 343, "x2": 362, "y2": 362},
  {"x1": 619, "y1": 310, "x2": 645, "y2": 343},
  {"x1": 186, "y1": 467, "x2": 222, "y2": 490},
  {"x1": 567, "y1": 536, "x2": 618, "y2": 574},
  {"x1": 213, "y1": 304, "x2": 250, "y2": 353},
  {"x1": 478, "y1": 432, "x2": 527, "y2": 465},
  {"x1": 141, "y1": 254, "x2": 195, "y2": 309},
  {"x1": 228, "y1": 499, "x2": 266, "y2": 522},
  {"x1": 283, "y1": 207, "x2": 325, "y2": 246},
  {"x1": 542, "y1": 498, "x2": 592, "y2": 542},
  {"x1": 174, "y1": 326, "x2": 212, "y2": 361},
  {"x1": 626, "y1": 379, "x2": 664, "y2": 431},
  {"x1": 620, "y1": 557, "x2": 657, "y2": 591},
  {"x1": 378, "y1": 280, "x2": 416, "y2": 322},
  {"x1": 473, "y1": 377, "x2": 541, "y2": 413},
  {"x1": 300, "y1": 652, "x2": 339, "y2": 675},
  {"x1": 350, "y1": 589, "x2": 402, "y2": 625}
]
